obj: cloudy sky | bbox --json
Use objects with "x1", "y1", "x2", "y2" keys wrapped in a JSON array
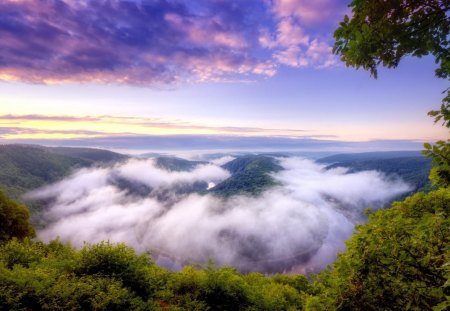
[{"x1": 0, "y1": 0, "x2": 447, "y2": 150}]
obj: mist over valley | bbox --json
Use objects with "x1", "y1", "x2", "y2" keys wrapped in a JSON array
[{"x1": 12, "y1": 146, "x2": 420, "y2": 274}]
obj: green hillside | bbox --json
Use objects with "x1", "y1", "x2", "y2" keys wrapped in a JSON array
[
  {"x1": 320, "y1": 152, "x2": 432, "y2": 193},
  {"x1": 48, "y1": 146, "x2": 128, "y2": 163},
  {"x1": 154, "y1": 156, "x2": 206, "y2": 172},
  {"x1": 317, "y1": 151, "x2": 423, "y2": 164},
  {"x1": 307, "y1": 189, "x2": 450, "y2": 310},
  {"x1": 210, "y1": 155, "x2": 282, "y2": 196},
  {"x1": 0, "y1": 144, "x2": 128, "y2": 201}
]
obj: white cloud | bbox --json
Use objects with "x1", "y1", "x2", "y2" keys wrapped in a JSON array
[
  {"x1": 31, "y1": 157, "x2": 411, "y2": 273},
  {"x1": 210, "y1": 156, "x2": 236, "y2": 166},
  {"x1": 116, "y1": 159, "x2": 230, "y2": 188}
]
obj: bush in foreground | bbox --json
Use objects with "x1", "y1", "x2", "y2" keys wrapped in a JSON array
[
  {"x1": 0, "y1": 191, "x2": 35, "y2": 243},
  {"x1": 306, "y1": 189, "x2": 450, "y2": 310}
]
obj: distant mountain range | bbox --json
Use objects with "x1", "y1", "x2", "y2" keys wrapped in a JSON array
[
  {"x1": 317, "y1": 151, "x2": 424, "y2": 163},
  {"x1": 154, "y1": 156, "x2": 206, "y2": 172},
  {"x1": 0, "y1": 144, "x2": 432, "y2": 210}
]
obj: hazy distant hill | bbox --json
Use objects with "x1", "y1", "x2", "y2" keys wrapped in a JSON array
[
  {"x1": 0, "y1": 144, "x2": 128, "y2": 200},
  {"x1": 154, "y1": 156, "x2": 206, "y2": 172},
  {"x1": 0, "y1": 145, "x2": 433, "y2": 206},
  {"x1": 319, "y1": 151, "x2": 431, "y2": 193},
  {"x1": 210, "y1": 155, "x2": 282, "y2": 196},
  {"x1": 317, "y1": 151, "x2": 423, "y2": 164},
  {"x1": 48, "y1": 146, "x2": 128, "y2": 163}
]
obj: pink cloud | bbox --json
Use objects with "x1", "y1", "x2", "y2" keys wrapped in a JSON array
[
  {"x1": 276, "y1": 17, "x2": 310, "y2": 47},
  {"x1": 164, "y1": 13, "x2": 248, "y2": 49},
  {"x1": 271, "y1": 0, "x2": 344, "y2": 25},
  {"x1": 262, "y1": 0, "x2": 341, "y2": 69},
  {"x1": 274, "y1": 46, "x2": 308, "y2": 67}
]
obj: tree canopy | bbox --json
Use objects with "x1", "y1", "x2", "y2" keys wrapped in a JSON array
[
  {"x1": 334, "y1": 0, "x2": 450, "y2": 187},
  {"x1": 306, "y1": 189, "x2": 450, "y2": 310},
  {"x1": 0, "y1": 191, "x2": 34, "y2": 243},
  {"x1": 333, "y1": 0, "x2": 449, "y2": 79}
]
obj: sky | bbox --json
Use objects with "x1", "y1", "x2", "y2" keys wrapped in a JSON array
[{"x1": 0, "y1": 0, "x2": 447, "y2": 152}]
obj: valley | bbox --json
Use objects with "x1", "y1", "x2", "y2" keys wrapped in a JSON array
[{"x1": 0, "y1": 144, "x2": 432, "y2": 274}]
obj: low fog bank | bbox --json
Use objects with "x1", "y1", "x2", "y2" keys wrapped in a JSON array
[{"x1": 30, "y1": 156, "x2": 411, "y2": 274}]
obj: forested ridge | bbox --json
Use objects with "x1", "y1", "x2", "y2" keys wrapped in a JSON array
[
  {"x1": 210, "y1": 155, "x2": 283, "y2": 196},
  {"x1": 0, "y1": 145, "x2": 128, "y2": 202},
  {"x1": 0, "y1": 144, "x2": 433, "y2": 204},
  {"x1": 323, "y1": 156, "x2": 433, "y2": 195}
]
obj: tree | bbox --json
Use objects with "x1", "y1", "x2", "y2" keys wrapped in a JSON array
[
  {"x1": 306, "y1": 189, "x2": 450, "y2": 310},
  {"x1": 333, "y1": 0, "x2": 450, "y2": 187},
  {"x1": 424, "y1": 101, "x2": 450, "y2": 187},
  {"x1": 0, "y1": 191, "x2": 35, "y2": 243},
  {"x1": 328, "y1": 3, "x2": 450, "y2": 309},
  {"x1": 333, "y1": 0, "x2": 449, "y2": 79}
]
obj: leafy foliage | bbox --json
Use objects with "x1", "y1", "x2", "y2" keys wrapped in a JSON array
[
  {"x1": 0, "y1": 191, "x2": 34, "y2": 243},
  {"x1": 429, "y1": 100, "x2": 450, "y2": 129},
  {"x1": 334, "y1": 0, "x2": 449, "y2": 79},
  {"x1": 424, "y1": 139, "x2": 450, "y2": 188},
  {"x1": 424, "y1": 100, "x2": 450, "y2": 188},
  {"x1": 75, "y1": 242, "x2": 163, "y2": 299},
  {"x1": 0, "y1": 239, "x2": 312, "y2": 310},
  {"x1": 306, "y1": 189, "x2": 450, "y2": 310},
  {"x1": 0, "y1": 241, "x2": 153, "y2": 310},
  {"x1": 333, "y1": 0, "x2": 450, "y2": 189}
]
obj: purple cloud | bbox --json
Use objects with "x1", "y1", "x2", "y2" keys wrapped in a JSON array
[
  {"x1": 0, "y1": 114, "x2": 101, "y2": 122},
  {"x1": 0, "y1": 0, "x2": 347, "y2": 85},
  {"x1": 0, "y1": 113, "x2": 314, "y2": 136},
  {"x1": 0, "y1": 126, "x2": 104, "y2": 137}
]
